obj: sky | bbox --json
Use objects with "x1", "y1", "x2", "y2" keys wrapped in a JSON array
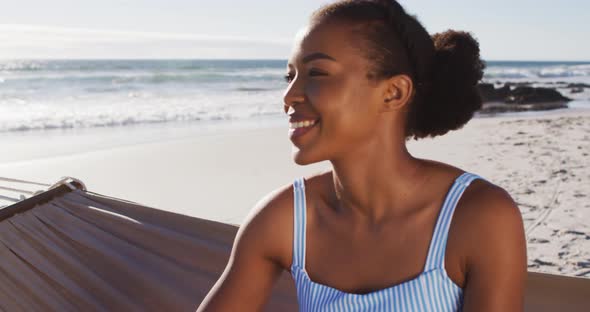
[{"x1": 0, "y1": 0, "x2": 588, "y2": 61}]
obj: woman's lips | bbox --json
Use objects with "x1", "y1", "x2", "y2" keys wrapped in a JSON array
[{"x1": 289, "y1": 119, "x2": 319, "y2": 140}]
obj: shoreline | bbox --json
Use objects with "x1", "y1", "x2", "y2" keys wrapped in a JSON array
[{"x1": 1, "y1": 105, "x2": 588, "y2": 164}]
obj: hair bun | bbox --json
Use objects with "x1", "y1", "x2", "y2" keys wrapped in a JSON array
[
  {"x1": 408, "y1": 30, "x2": 485, "y2": 140},
  {"x1": 432, "y1": 30, "x2": 485, "y2": 87}
]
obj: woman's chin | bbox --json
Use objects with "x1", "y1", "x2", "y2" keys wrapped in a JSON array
[{"x1": 292, "y1": 150, "x2": 321, "y2": 166}]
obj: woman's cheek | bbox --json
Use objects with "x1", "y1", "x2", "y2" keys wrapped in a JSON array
[
  {"x1": 305, "y1": 78, "x2": 335, "y2": 97},
  {"x1": 305, "y1": 80, "x2": 341, "y2": 113},
  {"x1": 304, "y1": 82, "x2": 323, "y2": 101}
]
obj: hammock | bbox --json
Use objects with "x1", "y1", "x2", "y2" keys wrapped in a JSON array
[{"x1": 0, "y1": 177, "x2": 588, "y2": 311}]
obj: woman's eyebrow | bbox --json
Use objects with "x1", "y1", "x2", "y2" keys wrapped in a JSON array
[
  {"x1": 288, "y1": 52, "x2": 337, "y2": 67},
  {"x1": 302, "y1": 52, "x2": 337, "y2": 64}
]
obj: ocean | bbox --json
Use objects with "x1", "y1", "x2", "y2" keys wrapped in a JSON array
[{"x1": 1, "y1": 59, "x2": 589, "y2": 134}]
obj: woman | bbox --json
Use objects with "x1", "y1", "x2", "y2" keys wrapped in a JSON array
[{"x1": 198, "y1": 0, "x2": 527, "y2": 311}]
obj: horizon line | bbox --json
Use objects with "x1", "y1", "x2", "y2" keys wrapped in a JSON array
[{"x1": 1, "y1": 58, "x2": 589, "y2": 63}]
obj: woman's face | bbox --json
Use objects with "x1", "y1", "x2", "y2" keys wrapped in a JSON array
[{"x1": 284, "y1": 21, "x2": 389, "y2": 165}]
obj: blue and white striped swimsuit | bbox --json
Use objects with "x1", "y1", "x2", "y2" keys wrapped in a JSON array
[{"x1": 290, "y1": 172, "x2": 484, "y2": 311}]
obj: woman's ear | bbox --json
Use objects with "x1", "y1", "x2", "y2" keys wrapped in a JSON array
[{"x1": 381, "y1": 74, "x2": 414, "y2": 112}]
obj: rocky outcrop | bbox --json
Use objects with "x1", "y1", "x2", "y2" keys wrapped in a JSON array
[
  {"x1": 505, "y1": 86, "x2": 571, "y2": 104},
  {"x1": 566, "y1": 83, "x2": 589, "y2": 94},
  {"x1": 566, "y1": 83, "x2": 590, "y2": 88},
  {"x1": 477, "y1": 83, "x2": 572, "y2": 114},
  {"x1": 480, "y1": 102, "x2": 568, "y2": 114},
  {"x1": 478, "y1": 83, "x2": 510, "y2": 102}
]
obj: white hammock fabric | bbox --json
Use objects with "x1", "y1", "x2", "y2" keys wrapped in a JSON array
[{"x1": 0, "y1": 177, "x2": 588, "y2": 311}]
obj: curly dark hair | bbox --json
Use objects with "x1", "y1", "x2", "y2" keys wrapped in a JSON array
[{"x1": 309, "y1": 0, "x2": 486, "y2": 140}]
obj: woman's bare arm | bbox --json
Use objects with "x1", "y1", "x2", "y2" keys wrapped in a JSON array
[
  {"x1": 462, "y1": 186, "x2": 528, "y2": 311},
  {"x1": 197, "y1": 185, "x2": 293, "y2": 311}
]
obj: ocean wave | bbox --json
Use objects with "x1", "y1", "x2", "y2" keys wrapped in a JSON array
[
  {"x1": 0, "y1": 59, "x2": 285, "y2": 72},
  {"x1": 0, "y1": 114, "x2": 204, "y2": 133},
  {"x1": 485, "y1": 63, "x2": 590, "y2": 80},
  {"x1": 0, "y1": 112, "x2": 286, "y2": 133},
  {"x1": 2, "y1": 69, "x2": 285, "y2": 86},
  {"x1": 0, "y1": 96, "x2": 285, "y2": 133},
  {"x1": 234, "y1": 87, "x2": 279, "y2": 92}
]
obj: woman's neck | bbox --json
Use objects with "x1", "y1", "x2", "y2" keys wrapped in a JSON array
[{"x1": 329, "y1": 136, "x2": 429, "y2": 227}]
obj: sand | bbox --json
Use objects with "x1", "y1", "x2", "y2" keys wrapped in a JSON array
[
  {"x1": 410, "y1": 108, "x2": 590, "y2": 277},
  {"x1": 1, "y1": 107, "x2": 589, "y2": 278}
]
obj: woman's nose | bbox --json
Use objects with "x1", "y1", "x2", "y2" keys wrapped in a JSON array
[{"x1": 283, "y1": 79, "x2": 305, "y2": 114}]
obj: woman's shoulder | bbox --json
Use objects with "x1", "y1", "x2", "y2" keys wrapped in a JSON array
[
  {"x1": 248, "y1": 171, "x2": 330, "y2": 225},
  {"x1": 425, "y1": 159, "x2": 514, "y2": 211},
  {"x1": 238, "y1": 171, "x2": 331, "y2": 270},
  {"x1": 455, "y1": 171, "x2": 520, "y2": 226},
  {"x1": 447, "y1": 171, "x2": 527, "y2": 303},
  {"x1": 438, "y1": 161, "x2": 521, "y2": 237},
  {"x1": 449, "y1": 168, "x2": 526, "y2": 278},
  {"x1": 428, "y1": 162, "x2": 525, "y2": 287}
]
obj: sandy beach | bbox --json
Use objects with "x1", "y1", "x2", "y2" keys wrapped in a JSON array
[{"x1": 1, "y1": 107, "x2": 589, "y2": 278}]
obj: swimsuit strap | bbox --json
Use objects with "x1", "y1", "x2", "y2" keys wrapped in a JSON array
[
  {"x1": 423, "y1": 172, "x2": 485, "y2": 271},
  {"x1": 292, "y1": 177, "x2": 307, "y2": 269}
]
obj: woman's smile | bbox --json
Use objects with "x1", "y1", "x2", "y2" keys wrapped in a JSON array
[{"x1": 289, "y1": 118, "x2": 320, "y2": 142}]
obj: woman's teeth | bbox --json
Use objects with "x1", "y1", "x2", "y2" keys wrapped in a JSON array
[{"x1": 290, "y1": 120, "x2": 318, "y2": 129}]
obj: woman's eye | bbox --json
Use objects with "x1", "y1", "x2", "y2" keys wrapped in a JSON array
[
  {"x1": 283, "y1": 70, "x2": 326, "y2": 83},
  {"x1": 284, "y1": 73, "x2": 295, "y2": 83},
  {"x1": 309, "y1": 70, "x2": 326, "y2": 76}
]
